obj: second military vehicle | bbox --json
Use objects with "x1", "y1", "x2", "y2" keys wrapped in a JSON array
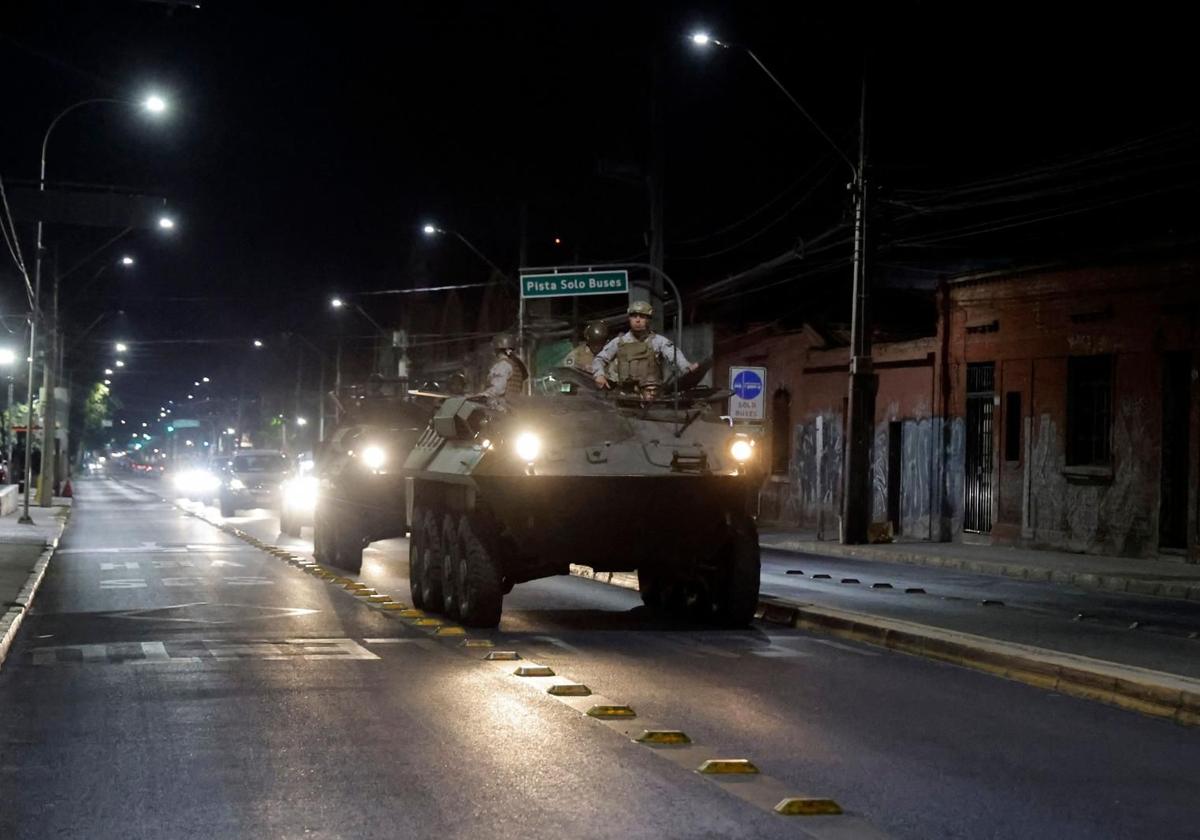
[
  {"x1": 403, "y1": 367, "x2": 763, "y2": 628},
  {"x1": 311, "y1": 379, "x2": 436, "y2": 573}
]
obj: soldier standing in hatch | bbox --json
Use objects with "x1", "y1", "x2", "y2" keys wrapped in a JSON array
[
  {"x1": 563, "y1": 320, "x2": 616, "y2": 379},
  {"x1": 484, "y1": 333, "x2": 528, "y2": 402},
  {"x1": 591, "y1": 300, "x2": 697, "y2": 390}
]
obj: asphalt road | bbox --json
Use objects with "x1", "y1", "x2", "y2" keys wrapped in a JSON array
[{"x1": 1, "y1": 476, "x2": 1197, "y2": 839}]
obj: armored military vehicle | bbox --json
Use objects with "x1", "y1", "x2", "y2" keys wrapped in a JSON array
[
  {"x1": 311, "y1": 379, "x2": 436, "y2": 573},
  {"x1": 403, "y1": 366, "x2": 763, "y2": 627}
]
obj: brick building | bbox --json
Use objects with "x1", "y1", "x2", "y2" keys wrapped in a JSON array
[{"x1": 715, "y1": 257, "x2": 1200, "y2": 560}]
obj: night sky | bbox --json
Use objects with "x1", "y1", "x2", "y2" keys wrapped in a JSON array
[{"x1": 2, "y1": 1, "x2": 1195, "y2": 425}]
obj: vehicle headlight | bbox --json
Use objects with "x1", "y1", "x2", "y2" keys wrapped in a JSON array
[
  {"x1": 729, "y1": 438, "x2": 754, "y2": 463},
  {"x1": 514, "y1": 431, "x2": 542, "y2": 463},
  {"x1": 284, "y1": 476, "x2": 319, "y2": 511},
  {"x1": 230, "y1": 478, "x2": 246, "y2": 491},
  {"x1": 361, "y1": 445, "x2": 386, "y2": 471}
]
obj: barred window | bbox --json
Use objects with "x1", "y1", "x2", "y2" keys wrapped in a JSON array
[{"x1": 1066, "y1": 355, "x2": 1112, "y2": 467}]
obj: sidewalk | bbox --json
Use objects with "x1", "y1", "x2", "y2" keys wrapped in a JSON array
[
  {"x1": 759, "y1": 528, "x2": 1200, "y2": 601},
  {"x1": 0, "y1": 494, "x2": 72, "y2": 669}
]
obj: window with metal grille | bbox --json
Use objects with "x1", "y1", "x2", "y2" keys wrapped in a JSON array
[
  {"x1": 1004, "y1": 392, "x2": 1021, "y2": 462},
  {"x1": 1066, "y1": 355, "x2": 1113, "y2": 466},
  {"x1": 770, "y1": 388, "x2": 791, "y2": 475}
]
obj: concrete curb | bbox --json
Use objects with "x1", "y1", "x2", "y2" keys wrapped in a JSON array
[
  {"x1": 567, "y1": 564, "x2": 1200, "y2": 727},
  {"x1": 0, "y1": 508, "x2": 72, "y2": 672},
  {"x1": 759, "y1": 537, "x2": 1200, "y2": 603}
]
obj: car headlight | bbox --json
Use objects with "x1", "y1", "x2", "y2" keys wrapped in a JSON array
[
  {"x1": 729, "y1": 438, "x2": 754, "y2": 463},
  {"x1": 230, "y1": 478, "x2": 246, "y2": 491},
  {"x1": 361, "y1": 445, "x2": 386, "y2": 471},
  {"x1": 513, "y1": 431, "x2": 542, "y2": 463},
  {"x1": 284, "y1": 476, "x2": 319, "y2": 511}
]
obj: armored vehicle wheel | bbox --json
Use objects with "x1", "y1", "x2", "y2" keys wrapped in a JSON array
[
  {"x1": 312, "y1": 508, "x2": 330, "y2": 562},
  {"x1": 637, "y1": 568, "x2": 665, "y2": 610},
  {"x1": 440, "y1": 514, "x2": 461, "y2": 619},
  {"x1": 219, "y1": 497, "x2": 236, "y2": 518},
  {"x1": 408, "y1": 507, "x2": 429, "y2": 609},
  {"x1": 418, "y1": 511, "x2": 445, "y2": 612},
  {"x1": 333, "y1": 511, "x2": 364, "y2": 573},
  {"x1": 454, "y1": 513, "x2": 503, "y2": 628},
  {"x1": 712, "y1": 514, "x2": 760, "y2": 627},
  {"x1": 280, "y1": 509, "x2": 302, "y2": 538}
]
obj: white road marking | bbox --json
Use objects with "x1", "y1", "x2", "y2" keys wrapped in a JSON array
[
  {"x1": 152, "y1": 559, "x2": 196, "y2": 569},
  {"x1": 210, "y1": 559, "x2": 245, "y2": 567},
  {"x1": 100, "y1": 579, "x2": 147, "y2": 589},
  {"x1": 28, "y1": 637, "x2": 377, "y2": 664},
  {"x1": 139, "y1": 641, "x2": 171, "y2": 662},
  {"x1": 162, "y1": 577, "x2": 206, "y2": 587},
  {"x1": 100, "y1": 562, "x2": 140, "y2": 571},
  {"x1": 806, "y1": 637, "x2": 880, "y2": 657},
  {"x1": 223, "y1": 577, "x2": 274, "y2": 586}
]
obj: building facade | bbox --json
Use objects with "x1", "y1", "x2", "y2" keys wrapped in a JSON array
[{"x1": 715, "y1": 258, "x2": 1200, "y2": 560}]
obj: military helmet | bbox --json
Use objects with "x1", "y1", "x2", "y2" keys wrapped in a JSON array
[
  {"x1": 583, "y1": 320, "x2": 608, "y2": 343},
  {"x1": 627, "y1": 300, "x2": 654, "y2": 317},
  {"x1": 492, "y1": 333, "x2": 517, "y2": 352}
]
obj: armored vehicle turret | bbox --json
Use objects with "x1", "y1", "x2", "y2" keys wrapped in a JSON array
[{"x1": 403, "y1": 367, "x2": 764, "y2": 627}]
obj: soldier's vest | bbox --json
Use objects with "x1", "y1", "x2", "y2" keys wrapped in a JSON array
[
  {"x1": 564, "y1": 343, "x2": 595, "y2": 373},
  {"x1": 507, "y1": 356, "x2": 528, "y2": 393},
  {"x1": 616, "y1": 334, "x2": 661, "y2": 384}
]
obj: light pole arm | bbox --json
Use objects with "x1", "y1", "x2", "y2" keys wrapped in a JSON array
[
  {"x1": 352, "y1": 303, "x2": 390, "y2": 339},
  {"x1": 741, "y1": 49, "x2": 858, "y2": 180},
  {"x1": 40, "y1": 98, "x2": 125, "y2": 186},
  {"x1": 451, "y1": 231, "x2": 515, "y2": 287}
]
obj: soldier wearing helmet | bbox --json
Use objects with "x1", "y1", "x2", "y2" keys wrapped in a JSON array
[
  {"x1": 484, "y1": 333, "x2": 528, "y2": 400},
  {"x1": 563, "y1": 320, "x2": 616, "y2": 379},
  {"x1": 592, "y1": 300, "x2": 697, "y2": 390}
]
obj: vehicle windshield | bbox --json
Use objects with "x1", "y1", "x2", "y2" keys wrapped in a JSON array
[{"x1": 232, "y1": 454, "x2": 287, "y2": 472}]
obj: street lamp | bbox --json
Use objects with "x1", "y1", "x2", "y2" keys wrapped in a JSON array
[
  {"x1": 115, "y1": 360, "x2": 125, "y2": 368},
  {"x1": 115, "y1": 342, "x2": 128, "y2": 353},
  {"x1": 158, "y1": 216, "x2": 176, "y2": 231},
  {"x1": 689, "y1": 29, "x2": 874, "y2": 545},
  {"x1": 104, "y1": 368, "x2": 113, "y2": 375},
  {"x1": 253, "y1": 339, "x2": 264, "y2": 348},
  {"x1": 120, "y1": 255, "x2": 135, "y2": 266},
  {"x1": 23, "y1": 93, "x2": 171, "y2": 520},
  {"x1": 330, "y1": 297, "x2": 344, "y2": 308}
]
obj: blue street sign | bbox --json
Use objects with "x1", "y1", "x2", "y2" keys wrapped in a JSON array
[{"x1": 732, "y1": 370, "x2": 763, "y2": 400}]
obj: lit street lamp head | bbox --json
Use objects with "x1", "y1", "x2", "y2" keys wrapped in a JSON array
[
  {"x1": 330, "y1": 297, "x2": 344, "y2": 308},
  {"x1": 0, "y1": 348, "x2": 16, "y2": 366},
  {"x1": 688, "y1": 30, "x2": 727, "y2": 49},
  {"x1": 143, "y1": 94, "x2": 168, "y2": 114},
  {"x1": 115, "y1": 360, "x2": 125, "y2": 368},
  {"x1": 158, "y1": 216, "x2": 176, "y2": 230},
  {"x1": 296, "y1": 417, "x2": 308, "y2": 427},
  {"x1": 253, "y1": 339, "x2": 264, "y2": 348},
  {"x1": 115, "y1": 342, "x2": 128, "y2": 353},
  {"x1": 120, "y1": 255, "x2": 135, "y2": 266},
  {"x1": 422, "y1": 223, "x2": 442, "y2": 236}
]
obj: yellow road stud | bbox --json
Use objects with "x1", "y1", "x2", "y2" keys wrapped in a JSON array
[
  {"x1": 461, "y1": 639, "x2": 494, "y2": 648},
  {"x1": 381, "y1": 603, "x2": 410, "y2": 611},
  {"x1": 413, "y1": 618, "x2": 443, "y2": 627},
  {"x1": 396, "y1": 609, "x2": 425, "y2": 618},
  {"x1": 697, "y1": 759, "x2": 759, "y2": 775},
  {"x1": 333, "y1": 577, "x2": 355, "y2": 585},
  {"x1": 586, "y1": 705, "x2": 636, "y2": 719},
  {"x1": 485, "y1": 651, "x2": 520, "y2": 661},
  {"x1": 434, "y1": 626, "x2": 467, "y2": 636},
  {"x1": 774, "y1": 798, "x2": 843, "y2": 816},
  {"x1": 352, "y1": 589, "x2": 379, "y2": 597},
  {"x1": 514, "y1": 665, "x2": 555, "y2": 677},
  {"x1": 635, "y1": 730, "x2": 691, "y2": 745},
  {"x1": 366, "y1": 595, "x2": 392, "y2": 603},
  {"x1": 547, "y1": 684, "x2": 591, "y2": 697}
]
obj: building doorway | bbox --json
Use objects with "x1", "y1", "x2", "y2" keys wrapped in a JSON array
[
  {"x1": 1159, "y1": 352, "x2": 1191, "y2": 550},
  {"x1": 964, "y1": 362, "x2": 995, "y2": 534}
]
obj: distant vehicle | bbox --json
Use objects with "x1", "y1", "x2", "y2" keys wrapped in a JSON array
[
  {"x1": 215, "y1": 449, "x2": 288, "y2": 517},
  {"x1": 278, "y1": 452, "x2": 317, "y2": 537},
  {"x1": 402, "y1": 365, "x2": 764, "y2": 628},
  {"x1": 311, "y1": 378, "x2": 435, "y2": 573}
]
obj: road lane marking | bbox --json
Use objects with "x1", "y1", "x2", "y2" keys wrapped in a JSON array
[
  {"x1": 100, "y1": 579, "x2": 147, "y2": 589},
  {"x1": 100, "y1": 562, "x2": 140, "y2": 571},
  {"x1": 27, "y1": 637, "x2": 379, "y2": 665}
]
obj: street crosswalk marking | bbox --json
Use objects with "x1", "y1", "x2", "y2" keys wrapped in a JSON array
[
  {"x1": 27, "y1": 638, "x2": 379, "y2": 665},
  {"x1": 99, "y1": 577, "x2": 275, "y2": 588},
  {"x1": 100, "y1": 561, "x2": 140, "y2": 571}
]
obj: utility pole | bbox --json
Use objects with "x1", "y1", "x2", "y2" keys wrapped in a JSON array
[
  {"x1": 840, "y1": 73, "x2": 876, "y2": 545},
  {"x1": 643, "y1": 53, "x2": 667, "y2": 331},
  {"x1": 37, "y1": 253, "x2": 59, "y2": 506}
]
